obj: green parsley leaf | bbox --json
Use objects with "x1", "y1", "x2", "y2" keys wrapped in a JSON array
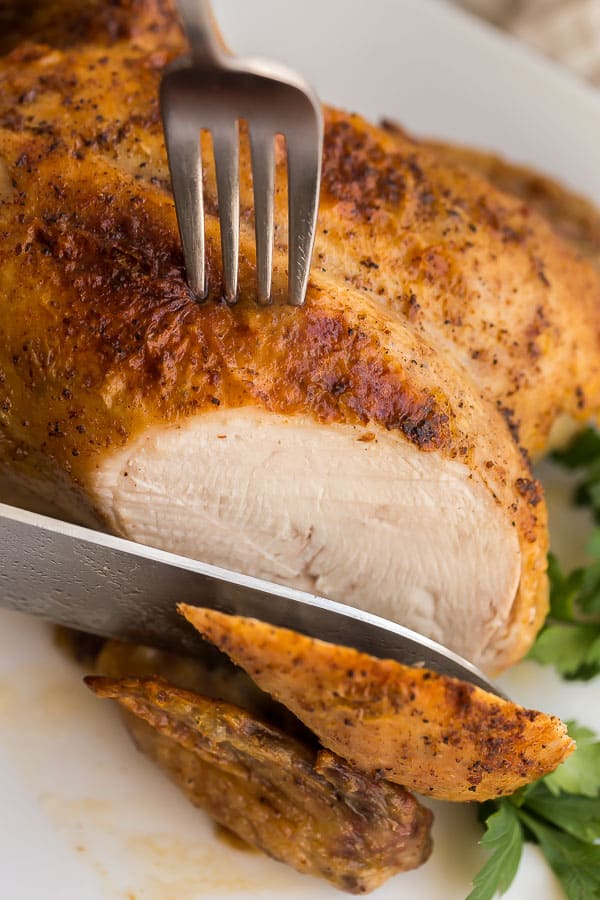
[
  {"x1": 544, "y1": 722, "x2": 600, "y2": 797},
  {"x1": 553, "y1": 428, "x2": 600, "y2": 469},
  {"x1": 470, "y1": 723, "x2": 600, "y2": 899},
  {"x1": 534, "y1": 428, "x2": 600, "y2": 678},
  {"x1": 517, "y1": 810, "x2": 600, "y2": 900},
  {"x1": 529, "y1": 540, "x2": 600, "y2": 680},
  {"x1": 547, "y1": 553, "x2": 585, "y2": 621},
  {"x1": 585, "y1": 529, "x2": 600, "y2": 560},
  {"x1": 466, "y1": 803, "x2": 523, "y2": 900},
  {"x1": 579, "y1": 540, "x2": 600, "y2": 615},
  {"x1": 523, "y1": 783, "x2": 600, "y2": 843},
  {"x1": 506, "y1": 783, "x2": 536, "y2": 808},
  {"x1": 579, "y1": 473, "x2": 600, "y2": 518},
  {"x1": 528, "y1": 622, "x2": 600, "y2": 680},
  {"x1": 553, "y1": 427, "x2": 600, "y2": 522}
]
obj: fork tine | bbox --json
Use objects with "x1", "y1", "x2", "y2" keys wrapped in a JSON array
[
  {"x1": 161, "y1": 98, "x2": 206, "y2": 299},
  {"x1": 213, "y1": 120, "x2": 240, "y2": 304},
  {"x1": 249, "y1": 129, "x2": 275, "y2": 305},
  {"x1": 285, "y1": 106, "x2": 323, "y2": 307}
]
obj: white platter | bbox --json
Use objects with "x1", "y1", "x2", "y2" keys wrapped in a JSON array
[{"x1": 1, "y1": 1, "x2": 600, "y2": 897}]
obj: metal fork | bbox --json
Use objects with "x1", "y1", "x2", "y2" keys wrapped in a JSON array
[{"x1": 160, "y1": 0, "x2": 323, "y2": 306}]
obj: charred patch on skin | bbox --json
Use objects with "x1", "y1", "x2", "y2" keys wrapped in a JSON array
[
  {"x1": 321, "y1": 116, "x2": 407, "y2": 217},
  {"x1": 515, "y1": 477, "x2": 543, "y2": 507}
]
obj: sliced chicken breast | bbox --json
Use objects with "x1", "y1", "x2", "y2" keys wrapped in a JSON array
[{"x1": 91, "y1": 409, "x2": 522, "y2": 661}]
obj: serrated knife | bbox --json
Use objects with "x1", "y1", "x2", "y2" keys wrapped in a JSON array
[{"x1": 0, "y1": 501, "x2": 506, "y2": 697}]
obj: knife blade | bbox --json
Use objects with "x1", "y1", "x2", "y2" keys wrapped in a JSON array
[{"x1": 0, "y1": 501, "x2": 506, "y2": 697}]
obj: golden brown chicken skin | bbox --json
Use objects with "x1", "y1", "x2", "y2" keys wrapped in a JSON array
[
  {"x1": 179, "y1": 607, "x2": 574, "y2": 803},
  {"x1": 0, "y1": 10, "x2": 550, "y2": 669},
  {"x1": 0, "y1": 3, "x2": 590, "y2": 888},
  {"x1": 314, "y1": 111, "x2": 600, "y2": 457},
  {"x1": 0, "y1": 0, "x2": 598, "y2": 458},
  {"x1": 408, "y1": 131, "x2": 600, "y2": 267},
  {"x1": 86, "y1": 669, "x2": 433, "y2": 893},
  {"x1": 0, "y1": 0, "x2": 182, "y2": 54}
]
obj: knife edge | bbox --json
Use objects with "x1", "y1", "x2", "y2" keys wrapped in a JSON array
[{"x1": 0, "y1": 501, "x2": 506, "y2": 698}]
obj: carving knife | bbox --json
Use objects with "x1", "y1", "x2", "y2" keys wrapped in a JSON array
[{"x1": 0, "y1": 501, "x2": 506, "y2": 697}]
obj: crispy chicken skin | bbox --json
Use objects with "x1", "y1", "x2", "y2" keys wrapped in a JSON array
[
  {"x1": 93, "y1": 636, "x2": 316, "y2": 741},
  {"x1": 0, "y1": 0, "x2": 599, "y2": 670},
  {"x1": 0, "y1": 115, "x2": 548, "y2": 668},
  {"x1": 311, "y1": 113, "x2": 600, "y2": 459},
  {"x1": 180, "y1": 607, "x2": 574, "y2": 804},
  {"x1": 86, "y1": 674, "x2": 433, "y2": 893}
]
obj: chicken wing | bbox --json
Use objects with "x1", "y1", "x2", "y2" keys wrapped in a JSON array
[{"x1": 86, "y1": 672, "x2": 433, "y2": 893}]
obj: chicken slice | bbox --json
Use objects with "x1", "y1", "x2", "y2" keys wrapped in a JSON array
[
  {"x1": 86, "y1": 674, "x2": 433, "y2": 894},
  {"x1": 180, "y1": 607, "x2": 574, "y2": 803}
]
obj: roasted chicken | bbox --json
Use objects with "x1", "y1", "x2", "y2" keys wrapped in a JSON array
[
  {"x1": 381, "y1": 119, "x2": 600, "y2": 270},
  {"x1": 0, "y1": 1, "x2": 592, "y2": 889},
  {"x1": 81, "y1": 608, "x2": 572, "y2": 890},
  {"x1": 4, "y1": 0, "x2": 600, "y2": 670},
  {"x1": 86, "y1": 638, "x2": 436, "y2": 890},
  {"x1": 87, "y1": 667, "x2": 433, "y2": 894},
  {"x1": 179, "y1": 606, "x2": 574, "y2": 803}
]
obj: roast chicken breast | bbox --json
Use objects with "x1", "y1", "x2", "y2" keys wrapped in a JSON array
[
  {"x1": 1, "y1": 0, "x2": 600, "y2": 669},
  {"x1": 0, "y1": 125, "x2": 545, "y2": 669}
]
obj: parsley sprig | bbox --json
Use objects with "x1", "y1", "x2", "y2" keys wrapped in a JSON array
[
  {"x1": 528, "y1": 548, "x2": 600, "y2": 680},
  {"x1": 467, "y1": 722, "x2": 600, "y2": 900},
  {"x1": 528, "y1": 428, "x2": 600, "y2": 680},
  {"x1": 553, "y1": 427, "x2": 600, "y2": 520},
  {"x1": 470, "y1": 433, "x2": 600, "y2": 899}
]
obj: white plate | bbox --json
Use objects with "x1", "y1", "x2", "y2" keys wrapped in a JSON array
[{"x1": 1, "y1": 1, "x2": 600, "y2": 897}]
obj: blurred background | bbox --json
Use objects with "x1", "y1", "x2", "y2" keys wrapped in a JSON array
[{"x1": 457, "y1": 0, "x2": 600, "y2": 84}]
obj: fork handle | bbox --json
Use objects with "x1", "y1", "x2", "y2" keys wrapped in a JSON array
[{"x1": 176, "y1": 0, "x2": 227, "y2": 64}]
